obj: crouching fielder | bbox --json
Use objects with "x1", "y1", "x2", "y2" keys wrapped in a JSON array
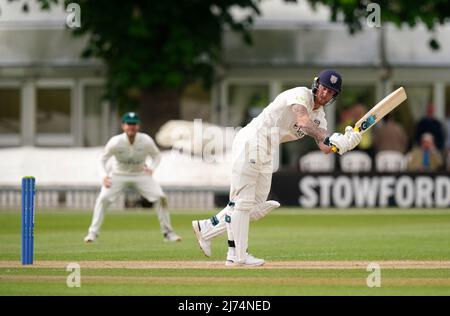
[
  {"x1": 192, "y1": 70, "x2": 361, "y2": 266},
  {"x1": 84, "y1": 112, "x2": 181, "y2": 243}
]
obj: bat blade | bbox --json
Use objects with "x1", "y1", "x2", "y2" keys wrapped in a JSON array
[
  {"x1": 330, "y1": 87, "x2": 407, "y2": 153},
  {"x1": 354, "y1": 87, "x2": 407, "y2": 134}
]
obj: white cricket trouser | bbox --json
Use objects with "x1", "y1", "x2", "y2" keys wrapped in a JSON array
[
  {"x1": 88, "y1": 174, "x2": 174, "y2": 235},
  {"x1": 229, "y1": 127, "x2": 273, "y2": 205},
  {"x1": 227, "y1": 127, "x2": 274, "y2": 262}
]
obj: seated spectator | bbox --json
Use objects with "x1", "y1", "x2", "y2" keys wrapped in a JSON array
[
  {"x1": 415, "y1": 103, "x2": 445, "y2": 151},
  {"x1": 446, "y1": 117, "x2": 450, "y2": 170},
  {"x1": 445, "y1": 117, "x2": 450, "y2": 150},
  {"x1": 446, "y1": 149, "x2": 450, "y2": 171},
  {"x1": 407, "y1": 133, "x2": 443, "y2": 172},
  {"x1": 374, "y1": 114, "x2": 408, "y2": 154}
]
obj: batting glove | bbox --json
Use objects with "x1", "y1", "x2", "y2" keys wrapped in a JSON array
[
  {"x1": 344, "y1": 126, "x2": 362, "y2": 151},
  {"x1": 329, "y1": 132, "x2": 351, "y2": 155}
]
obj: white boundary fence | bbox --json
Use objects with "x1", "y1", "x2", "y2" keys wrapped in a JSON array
[{"x1": 0, "y1": 186, "x2": 227, "y2": 210}]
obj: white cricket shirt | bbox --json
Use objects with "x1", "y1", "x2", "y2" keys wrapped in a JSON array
[
  {"x1": 99, "y1": 132, "x2": 161, "y2": 177},
  {"x1": 247, "y1": 87, "x2": 328, "y2": 144}
]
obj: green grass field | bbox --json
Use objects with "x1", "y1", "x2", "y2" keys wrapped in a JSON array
[{"x1": 1, "y1": 208, "x2": 450, "y2": 295}]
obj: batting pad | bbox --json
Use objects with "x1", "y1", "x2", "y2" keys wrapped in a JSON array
[
  {"x1": 203, "y1": 201, "x2": 280, "y2": 241},
  {"x1": 250, "y1": 200, "x2": 280, "y2": 221},
  {"x1": 230, "y1": 210, "x2": 250, "y2": 263},
  {"x1": 203, "y1": 204, "x2": 231, "y2": 240}
]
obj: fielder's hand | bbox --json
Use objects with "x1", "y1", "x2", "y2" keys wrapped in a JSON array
[
  {"x1": 103, "y1": 176, "x2": 112, "y2": 188},
  {"x1": 143, "y1": 166, "x2": 153, "y2": 175}
]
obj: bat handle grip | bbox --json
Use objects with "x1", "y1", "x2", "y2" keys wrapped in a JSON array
[{"x1": 330, "y1": 126, "x2": 360, "y2": 153}]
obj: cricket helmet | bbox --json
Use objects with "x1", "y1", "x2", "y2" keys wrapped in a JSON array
[{"x1": 311, "y1": 69, "x2": 342, "y2": 106}]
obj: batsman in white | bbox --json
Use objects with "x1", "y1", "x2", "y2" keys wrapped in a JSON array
[
  {"x1": 84, "y1": 112, "x2": 182, "y2": 243},
  {"x1": 192, "y1": 70, "x2": 361, "y2": 266}
]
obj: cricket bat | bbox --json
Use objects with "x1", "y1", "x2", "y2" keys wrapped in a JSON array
[{"x1": 331, "y1": 87, "x2": 407, "y2": 153}]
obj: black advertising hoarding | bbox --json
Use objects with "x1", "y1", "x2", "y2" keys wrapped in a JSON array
[{"x1": 270, "y1": 172, "x2": 450, "y2": 208}]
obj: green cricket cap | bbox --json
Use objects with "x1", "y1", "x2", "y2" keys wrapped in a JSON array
[{"x1": 121, "y1": 112, "x2": 140, "y2": 124}]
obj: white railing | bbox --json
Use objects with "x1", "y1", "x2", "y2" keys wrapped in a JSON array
[{"x1": 0, "y1": 186, "x2": 226, "y2": 210}]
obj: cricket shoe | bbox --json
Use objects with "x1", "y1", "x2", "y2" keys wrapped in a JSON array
[
  {"x1": 84, "y1": 232, "x2": 98, "y2": 243},
  {"x1": 164, "y1": 231, "x2": 182, "y2": 242},
  {"x1": 192, "y1": 220, "x2": 212, "y2": 257},
  {"x1": 225, "y1": 253, "x2": 265, "y2": 267}
]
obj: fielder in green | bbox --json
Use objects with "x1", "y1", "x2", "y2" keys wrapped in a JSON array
[{"x1": 84, "y1": 112, "x2": 182, "y2": 243}]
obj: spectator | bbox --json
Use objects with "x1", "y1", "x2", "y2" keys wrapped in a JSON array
[
  {"x1": 407, "y1": 133, "x2": 443, "y2": 172},
  {"x1": 446, "y1": 149, "x2": 450, "y2": 171},
  {"x1": 415, "y1": 103, "x2": 445, "y2": 151},
  {"x1": 373, "y1": 114, "x2": 409, "y2": 154},
  {"x1": 445, "y1": 117, "x2": 450, "y2": 170},
  {"x1": 446, "y1": 117, "x2": 450, "y2": 149}
]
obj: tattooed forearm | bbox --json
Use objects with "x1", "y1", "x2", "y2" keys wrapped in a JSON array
[
  {"x1": 292, "y1": 104, "x2": 327, "y2": 142},
  {"x1": 300, "y1": 122, "x2": 327, "y2": 142}
]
